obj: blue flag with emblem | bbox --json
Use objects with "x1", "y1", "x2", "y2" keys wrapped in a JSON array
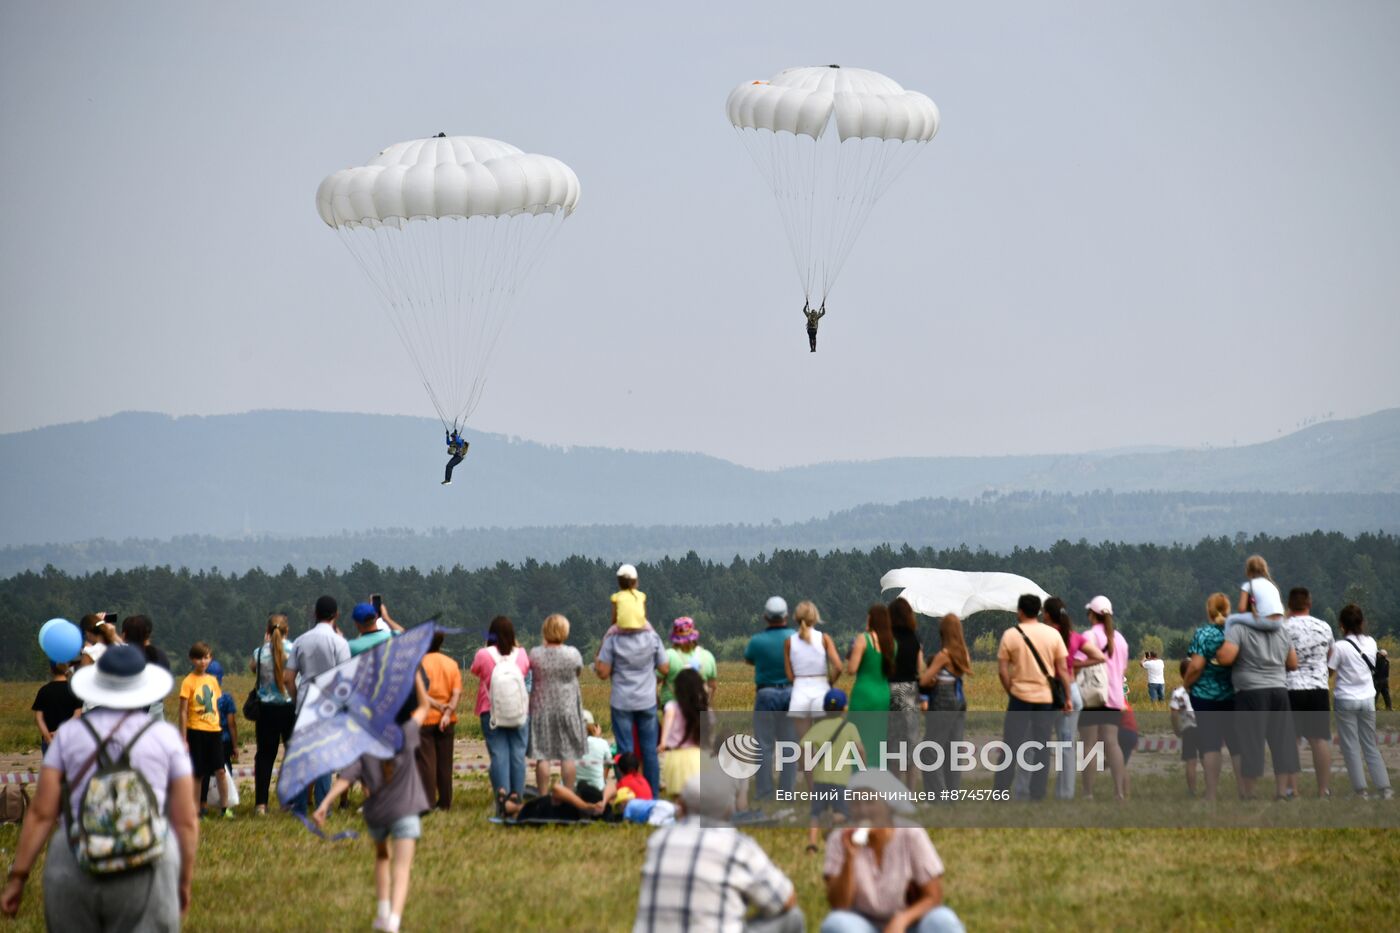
[{"x1": 276, "y1": 621, "x2": 437, "y2": 807}]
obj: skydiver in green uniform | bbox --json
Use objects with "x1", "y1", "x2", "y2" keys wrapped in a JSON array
[{"x1": 804, "y1": 301, "x2": 825, "y2": 352}]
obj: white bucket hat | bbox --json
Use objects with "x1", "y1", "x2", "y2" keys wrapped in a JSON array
[
  {"x1": 616, "y1": 564, "x2": 638, "y2": 580},
  {"x1": 70, "y1": 644, "x2": 173, "y2": 710}
]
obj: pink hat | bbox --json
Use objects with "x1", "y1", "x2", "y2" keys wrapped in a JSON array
[
  {"x1": 670, "y1": 617, "x2": 700, "y2": 644},
  {"x1": 1086, "y1": 595, "x2": 1114, "y2": 615}
]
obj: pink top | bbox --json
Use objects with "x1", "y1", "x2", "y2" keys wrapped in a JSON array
[
  {"x1": 1067, "y1": 630, "x2": 1088, "y2": 665},
  {"x1": 661, "y1": 700, "x2": 697, "y2": 750},
  {"x1": 1085, "y1": 623, "x2": 1129, "y2": 709},
  {"x1": 469, "y1": 646, "x2": 531, "y2": 716},
  {"x1": 823, "y1": 827, "x2": 945, "y2": 922}
]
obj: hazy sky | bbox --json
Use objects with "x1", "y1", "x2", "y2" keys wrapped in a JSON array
[{"x1": 3, "y1": 1, "x2": 1397, "y2": 469}]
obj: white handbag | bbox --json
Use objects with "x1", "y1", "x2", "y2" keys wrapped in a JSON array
[{"x1": 1076, "y1": 663, "x2": 1110, "y2": 709}]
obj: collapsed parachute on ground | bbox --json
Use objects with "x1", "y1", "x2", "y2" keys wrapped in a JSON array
[
  {"x1": 316, "y1": 134, "x2": 580, "y2": 431},
  {"x1": 726, "y1": 65, "x2": 939, "y2": 315},
  {"x1": 880, "y1": 568, "x2": 1049, "y2": 619}
]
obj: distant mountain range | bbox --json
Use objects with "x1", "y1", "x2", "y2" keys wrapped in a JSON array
[
  {"x1": 1, "y1": 407, "x2": 1397, "y2": 558},
  {"x1": 3, "y1": 490, "x2": 1398, "y2": 577}
]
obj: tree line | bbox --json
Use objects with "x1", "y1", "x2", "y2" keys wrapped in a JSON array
[{"x1": 0, "y1": 530, "x2": 1393, "y2": 679}]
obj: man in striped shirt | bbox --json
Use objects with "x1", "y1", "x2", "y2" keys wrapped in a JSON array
[{"x1": 634, "y1": 769, "x2": 803, "y2": 933}]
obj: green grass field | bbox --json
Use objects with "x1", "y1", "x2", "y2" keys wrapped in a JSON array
[{"x1": 3, "y1": 663, "x2": 1398, "y2": 930}]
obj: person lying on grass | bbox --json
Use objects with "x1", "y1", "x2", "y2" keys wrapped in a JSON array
[
  {"x1": 501, "y1": 778, "x2": 622, "y2": 822},
  {"x1": 313, "y1": 681, "x2": 431, "y2": 933}
]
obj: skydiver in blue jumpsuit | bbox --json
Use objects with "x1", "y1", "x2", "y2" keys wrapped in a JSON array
[{"x1": 443, "y1": 429, "x2": 469, "y2": 485}]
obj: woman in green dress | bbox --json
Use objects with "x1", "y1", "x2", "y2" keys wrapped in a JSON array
[{"x1": 845, "y1": 604, "x2": 895, "y2": 761}]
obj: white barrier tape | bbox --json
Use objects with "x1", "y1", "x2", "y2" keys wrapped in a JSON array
[{"x1": 0, "y1": 759, "x2": 562, "y2": 785}]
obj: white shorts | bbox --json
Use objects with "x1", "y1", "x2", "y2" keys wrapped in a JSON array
[{"x1": 788, "y1": 676, "x2": 828, "y2": 716}]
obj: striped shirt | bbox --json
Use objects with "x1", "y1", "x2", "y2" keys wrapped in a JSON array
[{"x1": 634, "y1": 820, "x2": 793, "y2": 933}]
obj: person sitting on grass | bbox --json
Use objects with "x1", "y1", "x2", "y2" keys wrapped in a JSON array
[
  {"x1": 633, "y1": 765, "x2": 805, "y2": 933},
  {"x1": 801, "y1": 688, "x2": 863, "y2": 854},
  {"x1": 614, "y1": 751, "x2": 653, "y2": 801},
  {"x1": 313, "y1": 681, "x2": 432, "y2": 933},
  {"x1": 179, "y1": 642, "x2": 232, "y2": 819},
  {"x1": 820, "y1": 769, "x2": 964, "y2": 933},
  {"x1": 575, "y1": 709, "x2": 612, "y2": 798}
]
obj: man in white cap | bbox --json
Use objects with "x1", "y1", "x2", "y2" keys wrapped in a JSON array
[
  {"x1": 820, "y1": 769, "x2": 964, "y2": 933},
  {"x1": 597, "y1": 567, "x2": 670, "y2": 797},
  {"x1": 633, "y1": 766, "x2": 803, "y2": 933},
  {"x1": 743, "y1": 596, "x2": 797, "y2": 801},
  {"x1": 2, "y1": 645, "x2": 200, "y2": 928}
]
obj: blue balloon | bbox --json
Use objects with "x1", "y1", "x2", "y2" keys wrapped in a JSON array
[
  {"x1": 39, "y1": 618, "x2": 83, "y2": 664},
  {"x1": 38, "y1": 618, "x2": 64, "y2": 643}
]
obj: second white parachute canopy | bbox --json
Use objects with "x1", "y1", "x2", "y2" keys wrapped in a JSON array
[
  {"x1": 726, "y1": 65, "x2": 939, "y2": 142},
  {"x1": 880, "y1": 568, "x2": 1050, "y2": 619},
  {"x1": 726, "y1": 65, "x2": 939, "y2": 308}
]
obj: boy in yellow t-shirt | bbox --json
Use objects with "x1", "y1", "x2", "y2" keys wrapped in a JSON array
[
  {"x1": 180, "y1": 641, "x2": 233, "y2": 818},
  {"x1": 610, "y1": 563, "x2": 647, "y2": 631}
]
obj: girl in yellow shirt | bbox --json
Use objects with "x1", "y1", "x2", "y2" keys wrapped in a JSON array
[{"x1": 610, "y1": 564, "x2": 647, "y2": 631}]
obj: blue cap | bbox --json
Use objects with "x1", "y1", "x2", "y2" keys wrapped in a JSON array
[
  {"x1": 352, "y1": 602, "x2": 378, "y2": 623},
  {"x1": 207, "y1": 659, "x2": 224, "y2": 682},
  {"x1": 823, "y1": 688, "x2": 847, "y2": 712}
]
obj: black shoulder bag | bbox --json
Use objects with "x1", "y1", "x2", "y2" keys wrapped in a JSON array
[
  {"x1": 243, "y1": 645, "x2": 263, "y2": 721},
  {"x1": 1015, "y1": 625, "x2": 1066, "y2": 708},
  {"x1": 1342, "y1": 637, "x2": 1376, "y2": 674}
]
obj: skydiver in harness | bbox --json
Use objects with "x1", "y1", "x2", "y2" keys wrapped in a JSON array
[
  {"x1": 442, "y1": 428, "x2": 469, "y2": 485},
  {"x1": 804, "y1": 301, "x2": 826, "y2": 352}
]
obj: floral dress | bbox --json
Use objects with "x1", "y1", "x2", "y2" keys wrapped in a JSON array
[{"x1": 526, "y1": 644, "x2": 587, "y2": 761}]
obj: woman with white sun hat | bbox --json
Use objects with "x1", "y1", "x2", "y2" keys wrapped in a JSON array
[{"x1": 2, "y1": 644, "x2": 200, "y2": 930}]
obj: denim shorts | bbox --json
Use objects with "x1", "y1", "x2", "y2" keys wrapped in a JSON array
[{"x1": 366, "y1": 814, "x2": 422, "y2": 842}]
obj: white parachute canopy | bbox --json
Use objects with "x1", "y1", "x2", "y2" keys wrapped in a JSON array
[
  {"x1": 316, "y1": 135, "x2": 580, "y2": 430},
  {"x1": 880, "y1": 568, "x2": 1049, "y2": 619},
  {"x1": 726, "y1": 65, "x2": 939, "y2": 307}
]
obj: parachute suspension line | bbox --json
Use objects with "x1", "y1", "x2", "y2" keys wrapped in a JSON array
[
  {"x1": 737, "y1": 115, "x2": 932, "y2": 309},
  {"x1": 734, "y1": 127, "x2": 820, "y2": 304},
  {"x1": 373, "y1": 222, "x2": 454, "y2": 427},
  {"x1": 816, "y1": 134, "x2": 927, "y2": 303},
  {"x1": 338, "y1": 224, "x2": 453, "y2": 429},
  {"x1": 320, "y1": 137, "x2": 577, "y2": 432},
  {"x1": 361, "y1": 208, "x2": 567, "y2": 431}
]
